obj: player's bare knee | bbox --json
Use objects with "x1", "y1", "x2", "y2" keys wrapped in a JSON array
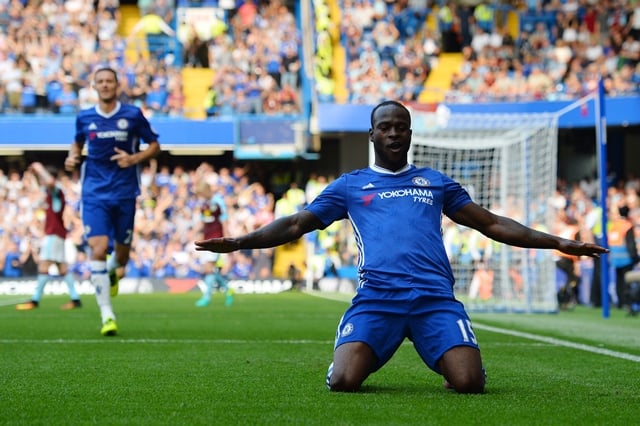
[
  {"x1": 448, "y1": 371, "x2": 486, "y2": 394},
  {"x1": 328, "y1": 373, "x2": 363, "y2": 392}
]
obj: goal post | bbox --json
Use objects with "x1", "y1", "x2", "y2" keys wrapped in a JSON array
[{"x1": 408, "y1": 106, "x2": 560, "y2": 312}]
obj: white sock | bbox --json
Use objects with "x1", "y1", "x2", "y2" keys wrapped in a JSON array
[
  {"x1": 90, "y1": 260, "x2": 116, "y2": 323},
  {"x1": 106, "y1": 254, "x2": 117, "y2": 272}
]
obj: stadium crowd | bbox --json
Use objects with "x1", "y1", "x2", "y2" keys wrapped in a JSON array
[
  {"x1": 0, "y1": 0, "x2": 302, "y2": 117},
  {"x1": 0, "y1": 159, "x2": 359, "y2": 285},
  {"x1": 1, "y1": 0, "x2": 640, "y2": 312},
  {"x1": 315, "y1": 0, "x2": 640, "y2": 104},
  {"x1": 2, "y1": 158, "x2": 640, "y2": 311},
  {"x1": 2, "y1": 1, "x2": 639, "y2": 115}
]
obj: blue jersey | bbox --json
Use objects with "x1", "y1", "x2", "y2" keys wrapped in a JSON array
[
  {"x1": 305, "y1": 164, "x2": 472, "y2": 294},
  {"x1": 75, "y1": 102, "x2": 159, "y2": 200}
]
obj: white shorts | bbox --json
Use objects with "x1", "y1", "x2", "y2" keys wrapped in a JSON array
[
  {"x1": 197, "y1": 250, "x2": 221, "y2": 264},
  {"x1": 39, "y1": 235, "x2": 67, "y2": 264}
]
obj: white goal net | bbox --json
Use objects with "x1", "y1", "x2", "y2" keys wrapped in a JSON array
[{"x1": 409, "y1": 107, "x2": 560, "y2": 313}]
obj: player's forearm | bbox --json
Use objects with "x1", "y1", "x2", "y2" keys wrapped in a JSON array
[
  {"x1": 132, "y1": 142, "x2": 161, "y2": 165},
  {"x1": 487, "y1": 216, "x2": 560, "y2": 250},
  {"x1": 236, "y1": 215, "x2": 307, "y2": 250},
  {"x1": 31, "y1": 163, "x2": 54, "y2": 188},
  {"x1": 68, "y1": 142, "x2": 83, "y2": 157}
]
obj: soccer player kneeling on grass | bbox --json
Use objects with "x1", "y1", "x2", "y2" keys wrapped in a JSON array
[{"x1": 195, "y1": 101, "x2": 608, "y2": 393}]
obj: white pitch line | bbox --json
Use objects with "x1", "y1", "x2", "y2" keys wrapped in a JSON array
[
  {"x1": 0, "y1": 338, "x2": 333, "y2": 345},
  {"x1": 2, "y1": 324, "x2": 638, "y2": 363},
  {"x1": 0, "y1": 298, "x2": 31, "y2": 307},
  {"x1": 474, "y1": 323, "x2": 640, "y2": 363}
]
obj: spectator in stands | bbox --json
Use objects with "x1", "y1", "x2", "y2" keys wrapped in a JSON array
[
  {"x1": 128, "y1": 72, "x2": 149, "y2": 108},
  {"x1": 150, "y1": 0, "x2": 174, "y2": 25},
  {"x1": 203, "y1": 85, "x2": 220, "y2": 117},
  {"x1": 438, "y1": 1, "x2": 460, "y2": 53},
  {"x1": 20, "y1": 77, "x2": 37, "y2": 114},
  {"x1": 3, "y1": 54, "x2": 22, "y2": 112},
  {"x1": 371, "y1": 20, "x2": 401, "y2": 62},
  {"x1": 279, "y1": 83, "x2": 299, "y2": 115},
  {"x1": 128, "y1": 12, "x2": 176, "y2": 62},
  {"x1": 2, "y1": 239, "x2": 26, "y2": 278},
  {"x1": 265, "y1": 47, "x2": 283, "y2": 90},
  {"x1": 77, "y1": 80, "x2": 99, "y2": 110},
  {"x1": 0, "y1": 82, "x2": 6, "y2": 113},
  {"x1": 607, "y1": 202, "x2": 638, "y2": 310},
  {"x1": 392, "y1": 0, "x2": 426, "y2": 40},
  {"x1": 280, "y1": 43, "x2": 300, "y2": 89},
  {"x1": 232, "y1": 0, "x2": 258, "y2": 37},
  {"x1": 97, "y1": 8, "x2": 119, "y2": 42},
  {"x1": 182, "y1": 29, "x2": 209, "y2": 68},
  {"x1": 207, "y1": 34, "x2": 234, "y2": 70},
  {"x1": 145, "y1": 78, "x2": 169, "y2": 115},
  {"x1": 422, "y1": 28, "x2": 441, "y2": 68},
  {"x1": 54, "y1": 80, "x2": 78, "y2": 115},
  {"x1": 0, "y1": 3, "x2": 9, "y2": 31},
  {"x1": 233, "y1": 89, "x2": 256, "y2": 115},
  {"x1": 346, "y1": 0, "x2": 375, "y2": 33},
  {"x1": 619, "y1": 33, "x2": 640, "y2": 67},
  {"x1": 165, "y1": 80, "x2": 185, "y2": 117},
  {"x1": 262, "y1": 88, "x2": 282, "y2": 115},
  {"x1": 473, "y1": 1, "x2": 494, "y2": 34},
  {"x1": 228, "y1": 251, "x2": 253, "y2": 279},
  {"x1": 216, "y1": 84, "x2": 236, "y2": 116}
]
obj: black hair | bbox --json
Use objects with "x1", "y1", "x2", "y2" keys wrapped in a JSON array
[
  {"x1": 370, "y1": 100, "x2": 411, "y2": 128},
  {"x1": 93, "y1": 67, "x2": 119, "y2": 83}
]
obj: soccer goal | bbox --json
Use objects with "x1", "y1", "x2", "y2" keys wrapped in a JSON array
[{"x1": 409, "y1": 106, "x2": 561, "y2": 313}]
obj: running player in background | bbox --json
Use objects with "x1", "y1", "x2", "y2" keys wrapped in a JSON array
[
  {"x1": 65, "y1": 67, "x2": 161, "y2": 336},
  {"x1": 16, "y1": 162, "x2": 82, "y2": 311},
  {"x1": 195, "y1": 181, "x2": 233, "y2": 307},
  {"x1": 195, "y1": 100, "x2": 608, "y2": 393}
]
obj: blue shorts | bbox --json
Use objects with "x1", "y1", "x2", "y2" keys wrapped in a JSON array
[
  {"x1": 333, "y1": 287, "x2": 480, "y2": 373},
  {"x1": 81, "y1": 198, "x2": 136, "y2": 245}
]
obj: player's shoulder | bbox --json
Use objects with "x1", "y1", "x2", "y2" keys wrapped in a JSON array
[
  {"x1": 77, "y1": 106, "x2": 97, "y2": 119},
  {"x1": 411, "y1": 164, "x2": 448, "y2": 178},
  {"x1": 345, "y1": 167, "x2": 371, "y2": 177},
  {"x1": 118, "y1": 102, "x2": 143, "y2": 116},
  {"x1": 119, "y1": 102, "x2": 139, "y2": 112}
]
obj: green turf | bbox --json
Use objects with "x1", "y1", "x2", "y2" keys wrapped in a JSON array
[{"x1": 1, "y1": 292, "x2": 639, "y2": 425}]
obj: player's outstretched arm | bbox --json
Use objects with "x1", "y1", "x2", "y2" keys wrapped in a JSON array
[
  {"x1": 195, "y1": 210, "x2": 324, "y2": 253},
  {"x1": 451, "y1": 202, "x2": 609, "y2": 258}
]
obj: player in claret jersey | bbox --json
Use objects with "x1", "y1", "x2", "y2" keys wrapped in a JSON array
[
  {"x1": 65, "y1": 67, "x2": 161, "y2": 336},
  {"x1": 16, "y1": 162, "x2": 82, "y2": 311},
  {"x1": 195, "y1": 100, "x2": 607, "y2": 393}
]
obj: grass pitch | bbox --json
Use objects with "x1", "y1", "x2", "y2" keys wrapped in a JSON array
[{"x1": 1, "y1": 292, "x2": 639, "y2": 425}]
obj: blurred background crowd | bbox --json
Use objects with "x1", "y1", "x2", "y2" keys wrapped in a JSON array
[
  {"x1": 0, "y1": 0, "x2": 638, "y2": 116},
  {"x1": 1, "y1": 0, "x2": 640, "y2": 309}
]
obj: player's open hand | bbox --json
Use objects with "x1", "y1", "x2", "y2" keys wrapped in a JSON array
[
  {"x1": 194, "y1": 237, "x2": 240, "y2": 253},
  {"x1": 557, "y1": 239, "x2": 609, "y2": 258},
  {"x1": 111, "y1": 147, "x2": 135, "y2": 168},
  {"x1": 64, "y1": 153, "x2": 80, "y2": 171}
]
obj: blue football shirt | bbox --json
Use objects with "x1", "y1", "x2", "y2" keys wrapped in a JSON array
[
  {"x1": 75, "y1": 102, "x2": 159, "y2": 200},
  {"x1": 305, "y1": 164, "x2": 472, "y2": 293}
]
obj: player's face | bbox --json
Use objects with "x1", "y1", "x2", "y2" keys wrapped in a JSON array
[
  {"x1": 369, "y1": 104, "x2": 412, "y2": 171},
  {"x1": 93, "y1": 70, "x2": 119, "y2": 103}
]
